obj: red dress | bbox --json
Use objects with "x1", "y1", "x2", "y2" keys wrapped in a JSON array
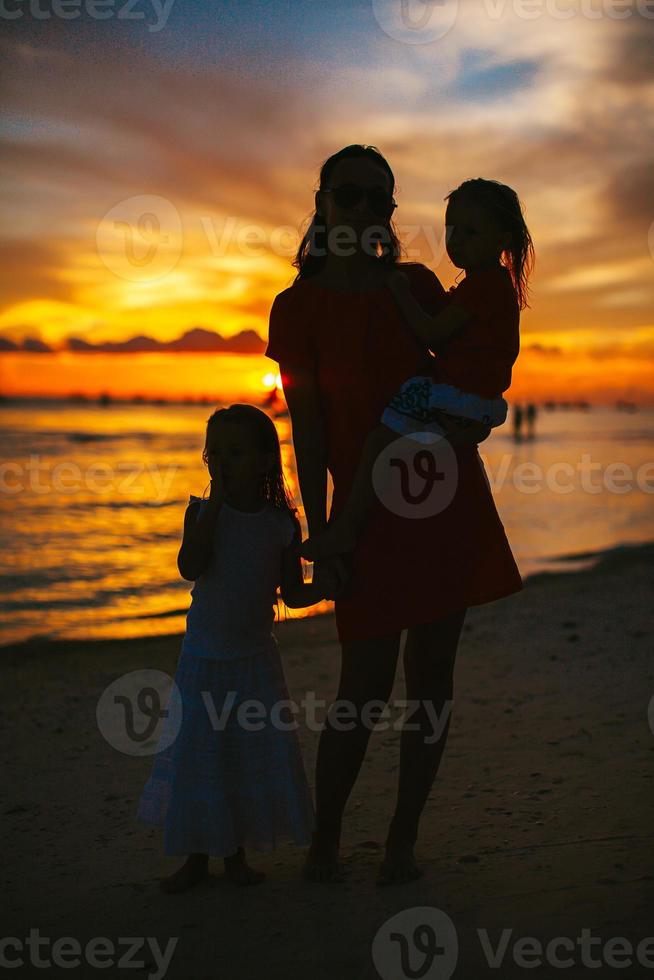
[
  {"x1": 437, "y1": 265, "x2": 520, "y2": 397},
  {"x1": 265, "y1": 262, "x2": 523, "y2": 644}
]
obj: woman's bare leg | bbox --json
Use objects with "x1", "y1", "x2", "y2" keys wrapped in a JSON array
[
  {"x1": 304, "y1": 628, "x2": 402, "y2": 881},
  {"x1": 379, "y1": 608, "x2": 467, "y2": 885},
  {"x1": 299, "y1": 423, "x2": 397, "y2": 561}
]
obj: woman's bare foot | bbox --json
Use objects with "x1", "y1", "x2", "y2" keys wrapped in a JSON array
[
  {"x1": 377, "y1": 840, "x2": 424, "y2": 886},
  {"x1": 223, "y1": 846, "x2": 266, "y2": 886},
  {"x1": 159, "y1": 853, "x2": 209, "y2": 894},
  {"x1": 299, "y1": 521, "x2": 357, "y2": 561},
  {"x1": 302, "y1": 830, "x2": 345, "y2": 882}
]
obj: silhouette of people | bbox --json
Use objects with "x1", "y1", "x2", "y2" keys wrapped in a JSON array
[
  {"x1": 265, "y1": 144, "x2": 526, "y2": 885},
  {"x1": 526, "y1": 401, "x2": 537, "y2": 438},
  {"x1": 513, "y1": 402, "x2": 524, "y2": 440}
]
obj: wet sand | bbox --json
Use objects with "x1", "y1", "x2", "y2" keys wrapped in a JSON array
[{"x1": 2, "y1": 543, "x2": 654, "y2": 979}]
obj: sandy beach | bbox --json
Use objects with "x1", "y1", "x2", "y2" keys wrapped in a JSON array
[{"x1": 3, "y1": 543, "x2": 654, "y2": 980}]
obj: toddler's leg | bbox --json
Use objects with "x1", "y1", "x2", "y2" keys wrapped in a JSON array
[{"x1": 299, "y1": 423, "x2": 397, "y2": 560}]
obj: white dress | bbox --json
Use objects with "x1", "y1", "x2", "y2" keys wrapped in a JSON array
[{"x1": 136, "y1": 496, "x2": 315, "y2": 857}]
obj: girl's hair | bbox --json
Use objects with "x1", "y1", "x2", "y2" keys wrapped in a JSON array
[
  {"x1": 202, "y1": 404, "x2": 301, "y2": 621},
  {"x1": 202, "y1": 403, "x2": 299, "y2": 520},
  {"x1": 445, "y1": 178, "x2": 535, "y2": 310},
  {"x1": 293, "y1": 143, "x2": 404, "y2": 280}
]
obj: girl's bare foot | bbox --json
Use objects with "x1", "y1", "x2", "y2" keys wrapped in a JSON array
[
  {"x1": 299, "y1": 521, "x2": 357, "y2": 561},
  {"x1": 224, "y1": 846, "x2": 266, "y2": 886},
  {"x1": 377, "y1": 840, "x2": 424, "y2": 886},
  {"x1": 159, "y1": 853, "x2": 209, "y2": 894},
  {"x1": 302, "y1": 830, "x2": 345, "y2": 882}
]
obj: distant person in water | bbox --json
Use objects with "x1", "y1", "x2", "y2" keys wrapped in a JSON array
[
  {"x1": 513, "y1": 402, "x2": 524, "y2": 440},
  {"x1": 136, "y1": 404, "x2": 341, "y2": 893},
  {"x1": 526, "y1": 401, "x2": 537, "y2": 438},
  {"x1": 299, "y1": 177, "x2": 534, "y2": 561}
]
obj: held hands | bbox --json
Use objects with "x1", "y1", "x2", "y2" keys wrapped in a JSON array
[{"x1": 311, "y1": 555, "x2": 351, "y2": 600}]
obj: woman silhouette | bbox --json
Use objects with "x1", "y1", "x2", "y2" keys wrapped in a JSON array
[{"x1": 265, "y1": 144, "x2": 522, "y2": 884}]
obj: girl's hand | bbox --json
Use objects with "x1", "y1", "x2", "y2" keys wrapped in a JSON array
[{"x1": 312, "y1": 555, "x2": 350, "y2": 599}]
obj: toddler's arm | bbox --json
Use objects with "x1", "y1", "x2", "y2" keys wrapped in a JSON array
[
  {"x1": 177, "y1": 479, "x2": 223, "y2": 580},
  {"x1": 388, "y1": 270, "x2": 472, "y2": 352}
]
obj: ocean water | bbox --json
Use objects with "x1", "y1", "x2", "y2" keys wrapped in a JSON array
[{"x1": 1, "y1": 399, "x2": 652, "y2": 645}]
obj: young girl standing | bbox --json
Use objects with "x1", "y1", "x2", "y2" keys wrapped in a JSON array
[
  {"x1": 299, "y1": 177, "x2": 534, "y2": 560},
  {"x1": 137, "y1": 403, "x2": 338, "y2": 893}
]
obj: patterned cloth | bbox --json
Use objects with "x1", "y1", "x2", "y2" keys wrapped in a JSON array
[{"x1": 381, "y1": 376, "x2": 508, "y2": 438}]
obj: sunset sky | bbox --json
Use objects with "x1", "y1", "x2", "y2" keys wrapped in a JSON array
[{"x1": 1, "y1": 0, "x2": 653, "y2": 402}]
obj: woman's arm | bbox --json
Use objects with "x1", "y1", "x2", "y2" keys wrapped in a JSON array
[
  {"x1": 279, "y1": 363, "x2": 350, "y2": 595},
  {"x1": 279, "y1": 363, "x2": 329, "y2": 536}
]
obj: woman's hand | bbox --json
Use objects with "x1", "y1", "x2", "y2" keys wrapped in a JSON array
[{"x1": 312, "y1": 554, "x2": 351, "y2": 599}]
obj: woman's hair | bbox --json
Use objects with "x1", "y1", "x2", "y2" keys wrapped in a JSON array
[
  {"x1": 445, "y1": 178, "x2": 535, "y2": 310},
  {"x1": 202, "y1": 404, "x2": 301, "y2": 621},
  {"x1": 293, "y1": 143, "x2": 404, "y2": 280}
]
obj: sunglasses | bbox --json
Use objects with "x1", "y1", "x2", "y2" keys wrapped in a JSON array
[{"x1": 321, "y1": 182, "x2": 397, "y2": 218}]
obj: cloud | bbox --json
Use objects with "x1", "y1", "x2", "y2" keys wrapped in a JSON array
[
  {"x1": 0, "y1": 3, "x2": 652, "y2": 359},
  {"x1": 523, "y1": 343, "x2": 562, "y2": 355},
  {"x1": 0, "y1": 238, "x2": 76, "y2": 311},
  {"x1": 603, "y1": 17, "x2": 654, "y2": 85},
  {"x1": 604, "y1": 159, "x2": 654, "y2": 229}
]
